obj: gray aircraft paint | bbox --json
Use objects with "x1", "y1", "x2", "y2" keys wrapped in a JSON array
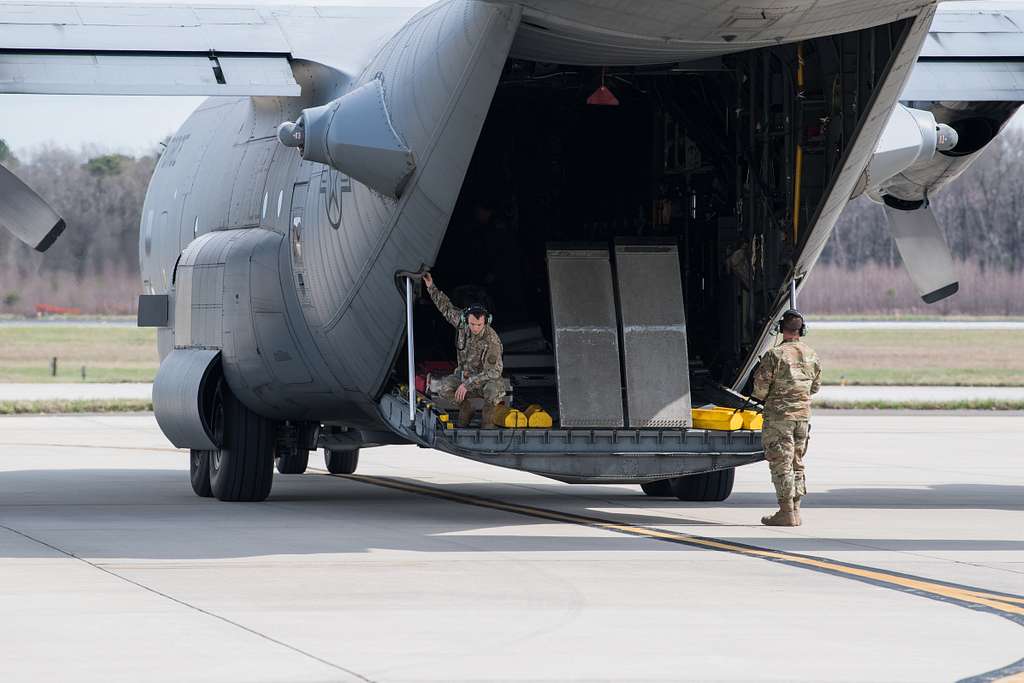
[
  {"x1": 139, "y1": 2, "x2": 522, "y2": 427},
  {"x1": 4, "y1": 0, "x2": 1024, "y2": 440}
]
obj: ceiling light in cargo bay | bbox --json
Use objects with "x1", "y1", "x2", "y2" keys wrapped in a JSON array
[{"x1": 587, "y1": 68, "x2": 619, "y2": 106}]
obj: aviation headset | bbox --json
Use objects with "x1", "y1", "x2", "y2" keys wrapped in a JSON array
[
  {"x1": 774, "y1": 309, "x2": 807, "y2": 337},
  {"x1": 460, "y1": 304, "x2": 492, "y2": 327}
]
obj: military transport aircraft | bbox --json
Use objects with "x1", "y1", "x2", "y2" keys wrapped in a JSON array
[{"x1": 1, "y1": 0, "x2": 1021, "y2": 502}]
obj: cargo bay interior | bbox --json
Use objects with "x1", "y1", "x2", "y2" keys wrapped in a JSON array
[{"x1": 395, "y1": 22, "x2": 908, "y2": 428}]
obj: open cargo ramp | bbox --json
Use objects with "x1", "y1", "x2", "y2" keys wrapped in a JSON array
[{"x1": 377, "y1": 393, "x2": 763, "y2": 484}]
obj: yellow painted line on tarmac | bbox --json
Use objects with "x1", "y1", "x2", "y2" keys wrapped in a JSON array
[{"x1": 319, "y1": 470, "x2": 1024, "y2": 621}]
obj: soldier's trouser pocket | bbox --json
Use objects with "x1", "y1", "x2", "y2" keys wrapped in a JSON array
[
  {"x1": 763, "y1": 420, "x2": 800, "y2": 501},
  {"x1": 792, "y1": 421, "x2": 810, "y2": 498}
]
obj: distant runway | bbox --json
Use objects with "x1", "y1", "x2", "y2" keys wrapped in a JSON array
[
  {"x1": 0, "y1": 383, "x2": 152, "y2": 401},
  {"x1": 0, "y1": 414, "x2": 1021, "y2": 681},
  {"x1": 814, "y1": 320, "x2": 1024, "y2": 330},
  {"x1": 0, "y1": 319, "x2": 135, "y2": 328}
]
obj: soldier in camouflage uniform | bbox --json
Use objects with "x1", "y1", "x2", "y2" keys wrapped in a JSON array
[
  {"x1": 751, "y1": 309, "x2": 821, "y2": 526},
  {"x1": 422, "y1": 273, "x2": 505, "y2": 427}
]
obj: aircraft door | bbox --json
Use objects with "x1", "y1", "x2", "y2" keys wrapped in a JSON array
[{"x1": 289, "y1": 182, "x2": 312, "y2": 307}]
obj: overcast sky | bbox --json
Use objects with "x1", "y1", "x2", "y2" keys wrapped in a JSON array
[{"x1": 0, "y1": 0, "x2": 432, "y2": 158}]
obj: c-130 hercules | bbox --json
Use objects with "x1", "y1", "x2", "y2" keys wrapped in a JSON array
[{"x1": 1, "y1": 1, "x2": 1022, "y2": 501}]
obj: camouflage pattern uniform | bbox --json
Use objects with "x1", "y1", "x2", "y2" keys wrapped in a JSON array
[
  {"x1": 426, "y1": 281, "x2": 505, "y2": 407},
  {"x1": 752, "y1": 339, "x2": 821, "y2": 504}
]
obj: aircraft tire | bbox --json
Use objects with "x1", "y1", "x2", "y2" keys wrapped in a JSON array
[
  {"x1": 275, "y1": 446, "x2": 310, "y2": 474},
  {"x1": 640, "y1": 480, "x2": 674, "y2": 497},
  {"x1": 324, "y1": 448, "x2": 359, "y2": 475},
  {"x1": 189, "y1": 450, "x2": 213, "y2": 497},
  {"x1": 670, "y1": 468, "x2": 735, "y2": 502},
  {"x1": 209, "y1": 389, "x2": 275, "y2": 502}
]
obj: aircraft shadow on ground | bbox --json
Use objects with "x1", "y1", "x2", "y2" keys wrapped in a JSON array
[{"x1": 0, "y1": 469, "x2": 1020, "y2": 561}]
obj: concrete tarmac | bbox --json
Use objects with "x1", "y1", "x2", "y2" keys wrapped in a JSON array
[{"x1": 0, "y1": 414, "x2": 1022, "y2": 682}]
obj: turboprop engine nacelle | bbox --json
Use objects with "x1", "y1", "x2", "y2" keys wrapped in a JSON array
[
  {"x1": 852, "y1": 101, "x2": 1021, "y2": 304},
  {"x1": 277, "y1": 78, "x2": 416, "y2": 199},
  {"x1": 851, "y1": 105, "x2": 961, "y2": 304},
  {"x1": 857, "y1": 104, "x2": 958, "y2": 199}
]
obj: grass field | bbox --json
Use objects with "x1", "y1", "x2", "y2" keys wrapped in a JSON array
[
  {"x1": 0, "y1": 325, "x2": 1022, "y2": 387},
  {"x1": 812, "y1": 329, "x2": 1024, "y2": 386},
  {"x1": 0, "y1": 326, "x2": 158, "y2": 383},
  {"x1": 0, "y1": 399, "x2": 153, "y2": 414}
]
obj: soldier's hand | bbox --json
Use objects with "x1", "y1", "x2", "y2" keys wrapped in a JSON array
[
  {"x1": 455, "y1": 383, "x2": 468, "y2": 402},
  {"x1": 422, "y1": 272, "x2": 433, "y2": 287}
]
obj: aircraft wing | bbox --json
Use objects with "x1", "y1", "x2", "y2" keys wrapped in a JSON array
[
  {"x1": 903, "y1": 2, "x2": 1024, "y2": 101},
  {"x1": 0, "y1": 2, "x2": 421, "y2": 250},
  {"x1": 0, "y1": 3, "x2": 300, "y2": 96}
]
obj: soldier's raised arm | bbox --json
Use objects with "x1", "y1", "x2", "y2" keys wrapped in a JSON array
[
  {"x1": 423, "y1": 273, "x2": 461, "y2": 328},
  {"x1": 751, "y1": 351, "x2": 775, "y2": 402}
]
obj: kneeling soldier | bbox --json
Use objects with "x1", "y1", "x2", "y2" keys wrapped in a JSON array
[
  {"x1": 752, "y1": 309, "x2": 821, "y2": 526},
  {"x1": 422, "y1": 273, "x2": 505, "y2": 427}
]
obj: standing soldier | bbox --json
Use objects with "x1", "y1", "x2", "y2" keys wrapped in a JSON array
[
  {"x1": 751, "y1": 309, "x2": 821, "y2": 526},
  {"x1": 422, "y1": 272, "x2": 506, "y2": 427}
]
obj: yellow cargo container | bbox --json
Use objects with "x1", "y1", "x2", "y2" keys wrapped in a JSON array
[
  {"x1": 493, "y1": 405, "x2": 528, "y2": 428},
  {"x1": 524, "y1": 404, "x2": 554, "y2": 428},
  {"x1": 740, "y1": 410, "x2": 763, "y2": 430},
  {"x1": 691, "y1": 407, "x2": 743, "y2": 431}
]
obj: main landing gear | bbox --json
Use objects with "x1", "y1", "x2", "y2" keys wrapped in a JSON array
[
  {"x1": 640, "y1": 469, "x2": 735, "y2": 502},
  {"x1": 189, "y1": 382, "x2": 276, "y2": 502}
]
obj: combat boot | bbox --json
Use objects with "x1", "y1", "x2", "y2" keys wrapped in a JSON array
[
  {"x1": 761, "y1": 499, "x2": 798, "y2": 526},
  {"x1": 480, "y1": 402, "x2": 503, "y2": 428},
  {"x1": 456, "y1": 401, "x2": 474, "y2": 428},
  {"x1": 792, "y1": 497, "x2": 802, "y2": 526}
]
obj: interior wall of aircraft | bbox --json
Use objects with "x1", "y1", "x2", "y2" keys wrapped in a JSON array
[{"x1": 405, "y1": 19, "x2": 912, "y2": 398}]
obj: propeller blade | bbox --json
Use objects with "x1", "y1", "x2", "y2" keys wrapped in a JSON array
[
  {"x1": 882, "y1": 201, "x2": 958, "y2": 303},
  {"x1": 0, "y1": 163, "x2": 65, "y2": 252}
]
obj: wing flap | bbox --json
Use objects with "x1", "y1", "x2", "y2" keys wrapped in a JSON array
[
  {"x1": 904, "y1": 60, "x2": 1024, "y2": 101},
  {"x1": 0, "y1": 3, "x2": 289, "y2": 53},
  {"x1": 0, "y1": 53, "x2": 299, "y2": 96}
]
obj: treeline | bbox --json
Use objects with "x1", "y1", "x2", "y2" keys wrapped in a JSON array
[
  {"x1": 822, "y1": 124, "x2": 1024, "y2": 272},
  {"x1": 0, "y1": 145, "x2": 155, "y2": 279},
  {"x1": 0, "y1": 144, "x2": 154, "y2": 314},
  {"x1": 1, "y1": 122, "x2": 1023, "y2": 315}
]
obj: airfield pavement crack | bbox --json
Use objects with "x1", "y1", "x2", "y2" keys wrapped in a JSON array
[{"x1": 0, "y1": 522, "x2": 375, "y2": 682}]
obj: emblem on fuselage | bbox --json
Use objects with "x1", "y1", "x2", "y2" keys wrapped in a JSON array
[{"x1": 320, "y1": 167, "x2": 351, "y2": 230}]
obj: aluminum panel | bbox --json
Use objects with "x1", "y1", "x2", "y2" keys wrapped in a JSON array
[
  {"x1": 547, "y1": 247, "x2": 624, "y2": 428},
  {"x1": 152, "y1": 348, "x2": 220, "y2": 450},
  {"x1": 615, "y1": 243, "x2": 691, "y2": 428},
  {"x1": 0, "y1": 54, "x2": 300, "y2": 96},
  {"x1": 903, "y1": 61, "x2": 1024, "y2": 101}
]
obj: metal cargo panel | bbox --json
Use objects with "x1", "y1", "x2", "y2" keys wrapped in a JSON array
[
  {"x1": 615, "y1": 242, "x2": 691, "y2": 428},
  {"x1": 547, "y1": 247, "x2": 624, "y2": 428}
]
